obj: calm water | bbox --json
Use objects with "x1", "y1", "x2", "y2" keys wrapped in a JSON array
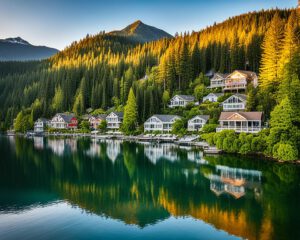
[{"x1": 0, "y1": 136, "x2": 299, "y2": 240}]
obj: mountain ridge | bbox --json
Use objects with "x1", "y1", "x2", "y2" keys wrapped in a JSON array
[{"x1": 0, "y1": 37, "x2": 59, "y2": 61}]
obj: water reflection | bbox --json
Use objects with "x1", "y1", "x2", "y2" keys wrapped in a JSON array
[{"x1": 0, "y1": 136, "x2": 300, "y2": 240}]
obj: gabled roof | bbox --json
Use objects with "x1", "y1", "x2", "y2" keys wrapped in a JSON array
[
  {"x1": 223, "y1": 93, "x2": 247, "y2": 103},
  {"x1": 227, "y1": 70, "x2": 257, "y2": 80},
  {"x1": 173, "y1": 95, "x2": 195, "y2": 101},
  {"x1": 212, "y1": 73, "x2": 230, "y2": 79},
  {"x1": 108, "y1": 112, "x2": 124, "y2": 118},
  {"x1": 219, "y1": 112, "x2": 263, "y2": 121},
  {"x1": 54, "y1": 113, "x2": 75, "y2": 123},
  {"x1": 152, "y1": 114, "x2": 181, "y2": 122},
  {"x1": 96, "y1": 114, "x2": 107, "y2": 120},
  {"x1": 205, "y1": 92, "x2": 224, "y2": 97},
  {"x1": 189, "y1": 115, "x2": 210, "y2": 122},
  {"x1": 36, "y1": 118, "x2": 48, "y2": 123}
]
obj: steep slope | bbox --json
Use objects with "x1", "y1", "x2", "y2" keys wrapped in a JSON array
[
  {"x1": 109, "y1": 20, "x2": 173, "y2": 43},
  {"x1": 0, "y1": 37, "x2": 59, "y2": 61}
]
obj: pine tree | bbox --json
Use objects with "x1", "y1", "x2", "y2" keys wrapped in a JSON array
[
  {"x1": 270, "y1": 97, "x2": 294, "y2": 129},
  {"x1": 122, "y1": 88, "x2": 138, "y2": 135},
  {"x1": 278, "y1": 11, "x2": 299, "y2": 77},
  {"x1": 51, "y1": 86, "x2": 64, "y2": 112},
  {"x1": 259, "y1": 13, "x2": 285, "y2": 90}
]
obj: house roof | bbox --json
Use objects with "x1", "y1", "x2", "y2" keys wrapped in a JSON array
[
  {"x1": 175, "y1": 95, "x2": 195, "y2": 101},
  {"x1": 190, "y1": 115, "x2": 210, "y2": 121},
  {"x1": 55, "y1": 113, "x2": 75, "y2": 123},
  {"x1": 227, "y1": 70, "x2": 257, "y2": 80},
  {"x1": 109, "y1": 112, "x2": 124, "y2": 118},
  {"x1": 96, "y1": 114, "x2": 107, "y2": 120},
  {"x1": 223, "y1": 93, "x2": 247, "y2": 103},
  {"x1": 205, "y1": 92, "x2": 224, "y2": 98},
  {"x1": 219, "y1": 112, "x2": 263, "y2": 121},
  {"x1": 37, "y1": 118, "x2": 48, "y2": 123},
  {"x1": 152, "y1": 114, "x2": 181, "y2": 122},
  {"x1": 212, "y1": 73, "x2": 230, "y2": 79}
]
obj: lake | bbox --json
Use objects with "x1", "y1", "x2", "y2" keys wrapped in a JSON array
[{"x1": 0, "y1": 136, "x2": 299, "y2": 240}]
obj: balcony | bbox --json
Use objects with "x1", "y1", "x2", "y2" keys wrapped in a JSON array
[{"x1": 216, "y1": 126, "x2": 262, "y2": 133}]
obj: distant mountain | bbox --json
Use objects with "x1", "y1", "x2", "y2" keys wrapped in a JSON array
[
  {"x1": 109, "y1": 20, "x2": 173, "y2": 43},
  {"x1": 0, "y1": 37, "x2": 59, "y2": 61}
]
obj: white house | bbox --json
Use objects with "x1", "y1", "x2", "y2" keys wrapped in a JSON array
[
  {"x1": 222, "y1": 94, "x2": 247, "y2": 111},
  {"x1": 106, "y1": 112, "x2": 123, "y2": 130},
  {"x1": 50, "y1": 113, "x2": 78, "y2": 129},
  {"x1": 209, "y1": 73, "x2": 229, "y2": 88},
  {"x1": 203, "y1": 93, "x2": 224, "y2": 102},
  {"x1": 169, "y1": 95, "x2": 195, "y2": 108},
  {"x1": 144, "y1": 115, "x2": 181, "y2": 132},
  {"x1": 188, "y1": 115, "x2": 210, "y2": 131},
  {"x1": 217, "y1": 111, "x2": 263, "y2": 133},
  {"x1": 34, "y1": 118, "x2": 49, "y2": 133},
  {"x1": 223, "y1": 70, "x2": 258, "y2": 92}
]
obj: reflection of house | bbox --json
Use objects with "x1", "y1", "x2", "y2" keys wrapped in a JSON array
[
  {"x1": 106, "y1": 112, "x2": 123, "y2": 130},
  {"x1": 47, "y1": 138, "x2": 77, "y2": 156},
  {"x1": 106, "y1": 140, "x2": 121, "y2": 162},
  {"x1": 33, "y1": 136, "x2": 44, "y2": 149},
  {"x1": 34, "y1": 118, "x2": 49, "y2": 133},
  {"x1": 86, "y1": 138, "x2": 101, "y2": 157},
  {"x1": 144, "y1": 144, "x2": 178, "y2": 164},
  {"x1": 187, "y1": 151, "x2": 208, "y2": 165},
  {"x1": 217, "y1": 112, "x2": 263, "y2": 133},
  {"x1": 222, "y1": 94, "x2": 247, "y2": 111},
  {"x1": 203, "y1": 93, "x2": 224, "y2": 102},
  {"x1": 223, "y1": 70, "x2": 258, "y2": 92},
  {"x1": 144, "y1": 115, "x2": 181, "y2": 132},
  {"x1": 188, "y1": 115, "x2": 209, "y2": 131},
  {"x1": 207, "y1": 165, "x2": 262, "y2": 199},
  {"x1": 50, "y1": 113, "x2": 78, "y2": 129},
  {"x1": 169, "y1": 95, "x2": 195, "y2": 108}
]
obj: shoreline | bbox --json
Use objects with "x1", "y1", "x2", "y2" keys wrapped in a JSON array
[{"x1": 3, "y1": 132, "x2": 300, "y2": 164}]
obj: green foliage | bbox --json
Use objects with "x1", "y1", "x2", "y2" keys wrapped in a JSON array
[
  {"x1": 122, "y1": 88, "x2": 138, "y2": 135},
  {"x1": 97, "y1": 120, "x2": 107, "y2": 132},
  {"x1": 14, "y1": 110, "x2": 33, "y2": 133},
  {"x1": 162, "y1": 90, "x2": 170, "y2": 109},
  {"x1": 51, "y1": 86, "x2": 64, "y2": 113},
  {"x1": 194, "y1": 84, "x2": 207, "y2": 101},
  {"x1": 273, "y1": 143, "x2": 298, "y2": 161},
  {"x1": 171, "y1": 119, "x2": 186, "y2": 135},
  {"x1": 80, "y1": 120, "x2": 90, "y2": 130},
  {"x1": 201, "y1": 124, "x2": 218, "y2": 133}
]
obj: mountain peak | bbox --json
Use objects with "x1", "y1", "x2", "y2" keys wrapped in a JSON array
[
  {"x1": 109, "y1": 21, "x2": 172, "y2": 43},
  {"x1": 1, "y1": 37, "x2": 31, "y2": 45}
]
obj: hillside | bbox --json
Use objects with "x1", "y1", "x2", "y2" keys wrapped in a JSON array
[
  {"x1": 109, "y1": 20, "x2": 173, "y2": 43},
  {"x1": 0, "y1": 8, "x2": 297, "y2": 132},
  {"x1": 0, "y1": 37, "x2": 59, "y2": 61}
]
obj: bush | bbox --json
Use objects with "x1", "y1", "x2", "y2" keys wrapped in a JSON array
[
  {"x1": 172, "y1": 119, "x2": 186, "y2": 135},
  {"x1": 201, "y1": 124, "x2": 218, "y2": 133},
  {"x1": 273, "y1": 143, "x2": 298, "y2": 161},
  {"x1": 239, "y1": 143, "x2": 252, "y2": 155}
]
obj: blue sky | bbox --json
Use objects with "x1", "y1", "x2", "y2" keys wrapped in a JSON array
[{"x1": 0, "y1": 0, "x2": 297, "y2": 50}]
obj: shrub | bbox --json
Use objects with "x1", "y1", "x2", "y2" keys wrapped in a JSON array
[
  {"x1": 273, "y1": 143, "x2": 298, "y2": 161},
  {"x1": 201, "y1": 124, "x2": 218, "y2": 133},
  {"x1": 239, "y1": 143, "x2": 252, "y2": 155}
]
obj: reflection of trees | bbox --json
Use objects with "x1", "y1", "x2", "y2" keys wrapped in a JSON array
[{"x1": 1, "y1": 137, "x2": 300, "y2": 239}]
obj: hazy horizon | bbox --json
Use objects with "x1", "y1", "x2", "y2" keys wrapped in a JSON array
[{"x1": 0, "y1": 0, "x2": 297, "y2": 50}]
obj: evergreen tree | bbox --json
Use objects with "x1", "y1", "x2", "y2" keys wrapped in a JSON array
[
  {"x1": 51, "y1": 86, "x2": 64, "y2": 112},
  {"x1": 122, "y1": 88, "x2": 138, "y2": 135},
  {"x1": 259, "y1": 13, "x2": 285, "y2": 90}
]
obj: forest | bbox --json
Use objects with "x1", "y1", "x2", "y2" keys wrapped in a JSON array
[{"x1": 0, "y1": 8, "x2": 299, "y2": 160}]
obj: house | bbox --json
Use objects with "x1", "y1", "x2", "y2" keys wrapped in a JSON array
[
  {"x1": 203, "y1": 93, "x2": 224, "y2": 102},
  {"x1": 169, "y1": 95, "x2": 195, "y2": 108},
  {"x1": 50, "y1": 113, "x2": 78, "y2": 129},
  {"x1": 222, "y1": 94, "x2": 247, "y2": 111},
  {"x1": 106, "y1": 112, "x2": 123, "y2": 130},
  {"x1": 188, "y1": 115, "x2": 210, "y2": 131},
  {"x1": 223, "y1": 70, "x2": 258, "y2": 92},
  {"x1": 209, "y1": 73, "x2": 229, "y2": 88},
  {"x1": 144, "y1": 114, "x2": 181, "y2": 132},
  {"x1": 34, "y1": 118, "x2": 49, "y2": 133},
  {"x1": 89, "y1": 114, "x2": 107, "y2": 129},
  {"x1": 217, "y1": 111, "x2": 263, "y2": 133}
]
